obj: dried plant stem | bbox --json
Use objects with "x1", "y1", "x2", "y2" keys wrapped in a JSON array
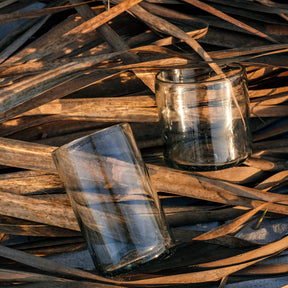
[
  {"x1": 245, "y1": 157, "x2": 288, "y2": 172},
  {"x1": 2, "y1": 45, "x2": 286, "y2": 78},
  {"x1": 17, "y1": 93, "x2": 286, "y2": 122},
  {"x1": 0, "y1": 0, "x2": 18, "y2": 9},
  {"x1": 129, "y1": 258, "x2": 270, "y2": 285},
  {"x1": 0, "y1": 1, "x2": 96, "y2": 24},
  {"x1": 0, "y1": 1, "x2": 287, "y2": 286},
  {"x1": 0, "y1": 244, "x2": 119, "y2": 285},
  {"x1": 118, "y1": 1, "x2": 223, "y2": 74},
  {"x1": 253, "y1": 139, "x2": 288, "y2": 152},
  {"x1": 194, "y1": 166, "x2": 263, "y2": 184},
  {"x1": 149, "y1": 165, "x2": 288, "y2": 215},
  {"x1": 0, "y1": 239, "x2": 285, "y2": 286},
  {"x1": 182, "y1": 0, "x2": 278, "y2": 43},
  {"x1": 0, "y1": 222, "x2": 79, "y2": 237},
  {"x1": 0, "y1": 137, "x2": 56, "y2": 172},
  {"x1": 193, "y1": 234, "x2": 288, "y2": 269},
  {"x1": 192, "y1": 201, "x2": 279, "y2": 241},
  {"x1": 70, "y1": 0, "x2": 156, "y2": 91},
  {"x1": 0, "y1": 191, "x2": 79, "y2": 231},
  {"x1": 253, "y1": 122, "x2": 288, "y2": 142},
  {"x1": 0, "y1": 138, "x2": 287, "y2": 215},
  {"x1": 0, "y1": 15, "x2": 50, "y2": 64},
  {"x1": 0, "y1": 268, "x2": 72, "y2": 284},
  {"x1": 0, "y1": 66, "x2": 117, "y2": 123},
  {"x1": 254, "y1": 171, "x2": 288, "y2": 191}
]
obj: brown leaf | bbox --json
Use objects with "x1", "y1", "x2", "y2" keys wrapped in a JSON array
[{"x1": 192, "y1": 201, "x2": 278, "y2": 241}]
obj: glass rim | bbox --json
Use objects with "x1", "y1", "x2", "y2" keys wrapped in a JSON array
[
  {"x1": 156, "y1": 63, "x2": 245, "y2": 85},
  {"x1": 52, "y1": 122, "x2": 130, "y2": 154}
]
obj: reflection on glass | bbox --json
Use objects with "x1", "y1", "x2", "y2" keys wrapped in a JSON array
[
  {"x1": 155, "y1": 64, "x2": 252, "y2": 171},
  {"x1": 53, "y1": 123, "x2": 173, "y2": 277}
]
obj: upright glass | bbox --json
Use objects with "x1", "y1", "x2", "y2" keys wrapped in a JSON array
[
  {"x1": 52, "y1": 123, "x2": 172, "y2": 277},
  {"x1": 156, "y1": 64, "x2": 252, "y2": 171}
]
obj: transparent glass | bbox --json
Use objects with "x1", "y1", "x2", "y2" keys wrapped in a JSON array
[
  {"x1": 156, "y1": 64, "x2": 252, "y2": 171},
  {"x1": 52, "y1": 123, "x2": 172, "y2": 277}
]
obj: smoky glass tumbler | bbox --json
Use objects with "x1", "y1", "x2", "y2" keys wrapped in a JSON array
[
  {"x1": 52, "y1": 123, "x2": 172, "y2": 277},
  {"x1": 155, "y1": 64, "x2": 252, "y2": 171}
]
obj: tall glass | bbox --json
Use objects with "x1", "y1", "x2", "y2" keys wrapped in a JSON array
[
  {"x1": 155, "y1": 64, "x2": 252, "y2": 171},
  {"x1": 52, "y1": 123, "x2": 172, "y2": 277}
]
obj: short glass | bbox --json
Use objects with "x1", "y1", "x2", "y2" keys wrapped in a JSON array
[
  {"x1": 155, "y1": 63, "x2": 252, "y2": 171},
  {"x1": 52, "y1": 123, "x2": 172, "y2": 277}
]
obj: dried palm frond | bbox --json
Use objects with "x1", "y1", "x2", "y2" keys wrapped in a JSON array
[{"x1": 0, "y1": 0, "x2": 287, "y2": 287}]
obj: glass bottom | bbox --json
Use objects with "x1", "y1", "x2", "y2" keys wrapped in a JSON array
[
  {"x1": 94, "y1": 243, "x2": 173, "y2": 277},
  {"x1": 164, "y1": 155, "x2": 249, "y2": 171},
  {"x1": 76, "y1": 212, "x2": 173, "y2": 278},
  {"x1": 164, "y1": 137, "x2": 251, "y2": 171}
]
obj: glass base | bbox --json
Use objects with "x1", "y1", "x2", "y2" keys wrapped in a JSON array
[
  {"x1": 95, "y1": 243, "x2": 173, "y2": 278},
  {"x1": 164, "y1": 155, "x2": 249, "y2": 171}
]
